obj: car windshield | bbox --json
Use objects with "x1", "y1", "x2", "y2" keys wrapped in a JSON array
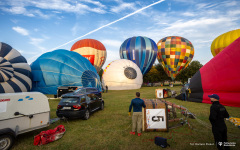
[
  {"x1": 61, "y1": 97, "x2": 79, "y2": 103},
  {"x1": 74, "y1": 88, "x2": 85, "y2": 94}
]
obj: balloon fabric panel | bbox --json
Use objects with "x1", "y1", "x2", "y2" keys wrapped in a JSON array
[
  {"x1": 157, "y1": 36, "x2": 194, "y2": 80},
  {"x1": 211, "y1": 29, "x2": 240, "y2": 56},
  {"x1": 0, "y1": 42, "x2": 32, "y2": 93},
  {"x1": 119, "y1": 36, "x2": 157, "y2": 75},
  {"x1": 189, "y1": 37, "x2": 240, "y2": 107},
  {"x1": 31, "y1": 50, "x2": 102, "y2": 94},
  {"x1": 71, "y1": 39, "x2": 107, "y2": 73}
]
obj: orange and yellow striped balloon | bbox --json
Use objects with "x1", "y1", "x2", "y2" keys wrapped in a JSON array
[
  {"x1": 211, "y1": 29, "x2": 240, "y2": 56},
  {"x1": 71, "y1": 39, "x2": 107, "y2": 72}
]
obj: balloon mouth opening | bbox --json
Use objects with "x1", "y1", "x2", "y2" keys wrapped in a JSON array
[
  {"x1": 0, "y1": 57, "x2": 14, "y2": 82},
  {"x1": 81, "y1": 70, "x2": 99, "y2": 87},
  {"x1": 124, "y1": 67, "x2": 137, "y2": 79}
]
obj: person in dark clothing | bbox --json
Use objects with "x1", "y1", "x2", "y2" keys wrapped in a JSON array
[
  {"x1": 208, "y1": 94, "x2": 230, "y2": 150},
  {"x1": 180, "y1": 85, "x2": 187, "y2": 101},
  {"x1": 105, "y1": 85, "x2": 108, "y2": 93},
  {"x1": 129, "y1": 92, "x2": 146, "y2": 136}
]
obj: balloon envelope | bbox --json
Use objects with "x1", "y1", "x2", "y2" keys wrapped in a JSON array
[
  {"x1": 157, "y1": 36, "x2": 194, "y2": 80},
  {"x1": 189, "y1": 37, "x2": 240, "y2": 107},
  {"x1": 119, "y1": 36, "x2": 157, "y2": 75},
  {"x1": 71, "y1": 39, "x2": 107, "y2": 72},
  {"x1": 102, "y1": 59, "x2": 143, "y2": 90},
  {"x1": 31, "y1": 50, "x2": 102, "y2": 94},
  {"x1": 211, "y1": 29, "x2": 240, "y2": 57},
  {"x1": 0, "y1": 42, "x2": 32, "y2": 93}
]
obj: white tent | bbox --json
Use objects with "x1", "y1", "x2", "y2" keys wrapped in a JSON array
[{"x1": 102, "y1": 59, "x2": 143, "y2": 90}]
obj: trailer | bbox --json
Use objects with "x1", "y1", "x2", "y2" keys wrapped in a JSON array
[{"x1": 0, "y1": 92, "x2": 50, "y2": 150}]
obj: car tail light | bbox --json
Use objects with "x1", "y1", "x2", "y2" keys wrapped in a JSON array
[
  {"x1": 57, "y1": 105, "x2": 62, "y2": 109},
  {"x1": 73, "y1": 105, "x2": 81, "y2": 109}
]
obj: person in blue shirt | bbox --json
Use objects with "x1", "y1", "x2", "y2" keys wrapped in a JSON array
[{"x1": 128, "y1": 92, "x2": 146, "y2": 136}]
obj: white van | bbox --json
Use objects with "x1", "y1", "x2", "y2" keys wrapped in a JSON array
[{"x1": 0, "y1": 92, "x2": 50, "y2": 150}]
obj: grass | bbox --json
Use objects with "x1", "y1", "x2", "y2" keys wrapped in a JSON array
[{"x1": 12, "y1": 86, "x2": 240, "y2": 150}]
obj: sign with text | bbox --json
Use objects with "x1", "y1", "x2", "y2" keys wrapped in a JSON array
[
  {"x1": 146, "y1": 109, "x2": 166, "y2": 129},
  {"x1": 82, "y1": 55, "x2": 95, "y2": 65}
]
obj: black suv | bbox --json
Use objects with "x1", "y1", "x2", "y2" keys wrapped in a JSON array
[{"x1": 56, "y1": 93, "x2": 104, "y2": 120}]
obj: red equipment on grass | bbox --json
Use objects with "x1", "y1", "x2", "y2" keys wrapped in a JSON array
[{"x1": 34, "y1": 125, "x2": 66, "y2": 146}]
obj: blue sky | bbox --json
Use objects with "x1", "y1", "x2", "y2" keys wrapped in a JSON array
[{"x1": 0, "y1": 0, "x2": 240, "y2": 69}]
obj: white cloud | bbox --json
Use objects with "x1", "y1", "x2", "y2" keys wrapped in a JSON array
[
  {"x1": 2, "y1": 6, "x2": 35, "y2": 17},
  {"x1": 71, "y1": 23, "x2": 79, "y2": 36},
  {"x1": 1, "y1": 0, "x2": 107, "y2": 18},
  {"x1": 182, "y1": 12, "x2": 195, "y2": 17},
  {"x1": 29, "y1": 37, "x2": 46, "y2": 52},
  {"x1": 111, "y1": 1, "x2": 137, "y2": 13},
  {"x1": 12, "y1": 26, "x2": 29, "y2": 36},
  {"x1": 81, "y1": 0, "x2": 106, "y2": 8}
]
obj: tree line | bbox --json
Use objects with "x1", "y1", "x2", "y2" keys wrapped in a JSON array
[{"x1": 143, "y1": 60, "x2": 203, "y2": 84}]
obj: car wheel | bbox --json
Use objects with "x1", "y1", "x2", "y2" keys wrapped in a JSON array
[
  {"x1": 100, "y1": 102, "x2": 104, "y2": 110},
  {"x1": 83, "y1": 109, "x2": 90, "y2": 120},
  {"x1": 0, "y1": 135, "x2": 14, "y2": 150}
]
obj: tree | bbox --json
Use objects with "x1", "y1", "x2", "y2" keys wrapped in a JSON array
[
  {"x1": 155, "y1": 63, "x2": 171, "y2": 84},
  {"x1": 98, "y1": 68, "x2": 103, "y2": 81},
  {"x1": 175, "y1": 60, "x2": 203, "y2": 84},
  {"x1": 143, "y1": 66, "x2": 161, "y2": 83}
]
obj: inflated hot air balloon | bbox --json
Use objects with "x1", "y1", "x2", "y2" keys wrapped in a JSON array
[
  {"x1": 211, "y1": 29, "x2": 240, "y2": 56},
  {"x1": 119, "y1": 36, "x2": 157, "y2": 75},
  {"x1": 189, "y1": 37, "x2": 240, "y2": 107},
  {"x1": 71, "y1": 39, "x2": 107, "y2": 72},
  {"x1": 31, "y1": 50, "x2": 102, "y2": 94},
  {"x1": 0, "y1": 42, "x2": 32, "y2": 93},
  {"x1": 102, "y1": 59, "x2": 143, "y2": 90},
  {"x1": 157, "y1": 36, "x2": 194, "y2": 80}
]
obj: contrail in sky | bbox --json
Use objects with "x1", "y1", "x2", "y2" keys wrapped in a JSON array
[{"x1": 28, "y1": 0, "x2": 165, "y2": 63}]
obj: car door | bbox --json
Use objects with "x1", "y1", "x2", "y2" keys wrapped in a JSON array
[{"x1": 87, "y1": 94, "x2": 97, "y2": 111}]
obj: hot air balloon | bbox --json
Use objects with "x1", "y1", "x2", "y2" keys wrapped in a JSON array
[
  {"x1": 189, "y1": 37, "x2": 240, "y2": 107},
  {"x1": 71, "y1": 39, "x2": 107, "y2": 72},
  {"x1": 211, "y1": 29, "x2": 240, "y2": 56},
  {"x1": 31, "y1": 50, "x2": 102, "y2": 94},
  {"x1": 0, "y1": 42, "x2": 32, "y2": 93},
  {"x1": 119, "y1": 36, "x2": 157, "y2": 75},
  {"x1": 102, "y1": 59, "x2": 143, "y2": 90},
  {"x1": 157, "y1": 36, "x2": 194, "y2": 80}
]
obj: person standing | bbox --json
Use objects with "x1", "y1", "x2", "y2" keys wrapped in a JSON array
[
  {"x1": 105, "y1": 85, "x2": 108, "y2": 93},
  {"x1": 128, "y1": 92, "x2": 146, "y2": 136},
  {"x1": 180, "y1": 85, "x2": 187, "y2": 101},
  {"x1": 208, "y1": 94, "x2": 230, "y2": 150}
]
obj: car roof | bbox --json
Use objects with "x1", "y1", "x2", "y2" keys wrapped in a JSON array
[
  {"x1": 62, "y1": 93, "x2": 85, "y2": 98},
  {"x1": 79, "y1": 87, "x2": 98, "y2": 90}
]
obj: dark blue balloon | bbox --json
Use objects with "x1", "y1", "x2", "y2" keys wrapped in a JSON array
[
  {"x1": 119, "y1": 36, "x2": 157, "y2": 75},
  {"x1": 31, "y1": 50, "x2": 102, "y2": 94}
]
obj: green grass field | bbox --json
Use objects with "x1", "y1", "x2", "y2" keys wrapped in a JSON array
[{"x1": 12, "y1": 86, "x2": 240, "y2": 150}]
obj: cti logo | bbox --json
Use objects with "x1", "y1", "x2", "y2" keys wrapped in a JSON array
[
  {"x1": 18, "y1": 96, "x2": 33, "y2": 101},
  {"x1": 152, "y1": 116, "x2": 164, "y2": 122}
]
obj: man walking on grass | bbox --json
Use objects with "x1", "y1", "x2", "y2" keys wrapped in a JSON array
[{"x1": 128, "y1": 92, "x2": 146, "y2": 136}]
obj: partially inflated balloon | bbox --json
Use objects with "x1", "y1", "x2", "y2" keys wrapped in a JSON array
[
  {"x1": 119, "y1": 36, "x2": 157, "y2": 75},
  {"x1": 71, "y1": 39, "x2": 107, "y2": 72},
  {"x1": 157, "y1": 36, "x2": 194, "y2": 80},
  {"x1": 211, "y1": 29, "x2": 240, "y2": 56},
  {"x1": 0, "y1": 42, "x2": 32, "y2": 93},
  {"x1": 102, "y1": 59, "x2": 143, "y2": 90},
  {"x1": 31, "y1": 50, "x2": 102, "y2": 94}
]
